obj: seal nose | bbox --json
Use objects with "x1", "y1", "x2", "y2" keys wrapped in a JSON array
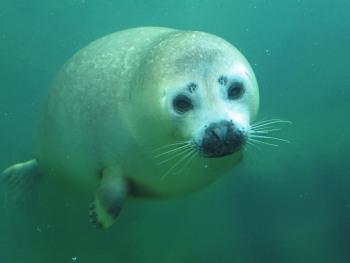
[{"x1": 201, "y1": 120, "x2": 245, "y2": 157}]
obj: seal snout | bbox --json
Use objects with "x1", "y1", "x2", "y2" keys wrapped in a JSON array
[{"x1": 201, "y1": 120, "x2": 245, "y2": 158}]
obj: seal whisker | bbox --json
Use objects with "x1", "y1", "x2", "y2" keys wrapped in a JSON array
[
  {"x1": 175, "y1": 150, "x2": 198, "y2": 176},
  {"x1": 157, "y1": 147, "x2": 193, "y2": 166},
  {"x1": 249, "y1": 135, "x2": 290, "y2": 143},
  {"x1": 152, "y1": 141, "x2": 190, "y2": 153},
  {"x1": 251, "y1": 118, "x2": 289, "y2": 126},
  {"x1": 251, "y1": 120, "x2": 292, "y2": 130},
  {"x1": 161, "y1": 149, "x2": 196, "y2": 179},
  {"x1": 248, "y1": 128, "x2": 281, "y2": 134},
  {"x1": 154, "y1": 144, "x2": 192, "y2": 158},
  {"x1": 254, "y1": 118, "x2": 286, "y2": 123},
  {"x1": 245, "y1": 140, "x2": 262, "y2": 152},
  {"x1": 251, "y1": 122, "x2": 290, "y2": 130},
  {"x1": 248, "y1": 138, "x2": 280, "y2": 147}
]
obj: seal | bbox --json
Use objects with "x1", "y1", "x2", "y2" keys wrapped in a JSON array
[{"x1": 2, "y1": 27, "x2": 260, "y2": 229}]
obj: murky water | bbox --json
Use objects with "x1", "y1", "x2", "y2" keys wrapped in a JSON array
[{"x1": 0, "y1": 1, "x2": 349, "y2": 262}]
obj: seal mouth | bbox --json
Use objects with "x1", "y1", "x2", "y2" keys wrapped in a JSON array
[
  {"x1": 202, "y1": 142, "x2": 244, "y2": 158},
  {"x1": 199, "y1": 120, "x2": 246, "y2": 158}
]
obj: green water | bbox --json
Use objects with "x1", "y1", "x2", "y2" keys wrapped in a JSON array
[{"x1": 0, "y1": 1, "x2": 349, "y2": 262}]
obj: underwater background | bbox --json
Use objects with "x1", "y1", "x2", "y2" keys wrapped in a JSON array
[{"x1": 0, "y1": 0, "x2": 349, "y2": 262}]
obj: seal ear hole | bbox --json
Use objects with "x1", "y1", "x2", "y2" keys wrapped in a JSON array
[
  {"x1": 173, "y1": 94, "x2": 194, "y2": 114},
  {"x1": 227, "y1": 81, "x2": 245, "y2": 100}
]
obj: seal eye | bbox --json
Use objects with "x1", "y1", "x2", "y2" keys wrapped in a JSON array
[
  {"x1": 173, "y1": 95, "x2": 193, "y2": 114},
  {"x1": 227, "y1": 81, "x2": 245, "y2": 100}
]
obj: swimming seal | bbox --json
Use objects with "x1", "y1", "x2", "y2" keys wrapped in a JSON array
[{"x1": 2, "y1": 27, "x2": 260, "y2": 229}]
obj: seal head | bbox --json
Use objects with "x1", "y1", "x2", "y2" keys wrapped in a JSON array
[{"x1": 133, "y1": 31, "x2": 259, "y2": 163}]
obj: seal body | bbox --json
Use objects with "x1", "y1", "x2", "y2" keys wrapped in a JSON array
[
  {"x1": 4, "y1": 27, "x2": 259, "y2": 228},
  {"x1": 36, "y1": 27, "x2": 258, "y2": 196}
]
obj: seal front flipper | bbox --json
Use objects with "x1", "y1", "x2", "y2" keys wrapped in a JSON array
[{"x1": 89, "y1": 167, "x2": 128, "y2": 229}]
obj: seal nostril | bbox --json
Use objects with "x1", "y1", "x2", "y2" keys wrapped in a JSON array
[
  {"x1": 210, "y1": 129, "x2": 221, "y2": 142},
  {"x1": 212, "y1": 127, "x2": 224, "y2": 142}
]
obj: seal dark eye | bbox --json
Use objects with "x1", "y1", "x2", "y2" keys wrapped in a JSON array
[
  {"x1": 173, "y1": 94, "x2": 193, "y2": 114},
  {"x1": 228, "y1": 81, "x2": 245, "y2": 100}
]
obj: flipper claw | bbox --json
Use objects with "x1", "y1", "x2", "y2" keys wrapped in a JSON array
[{"x1": 88, "y1": 169, "x2": 128, "y2": 229}]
